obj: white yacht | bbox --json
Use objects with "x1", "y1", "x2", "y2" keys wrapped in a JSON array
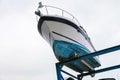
[{"x1": 35, "y1": 2, "x2": 101, "y2": 73}]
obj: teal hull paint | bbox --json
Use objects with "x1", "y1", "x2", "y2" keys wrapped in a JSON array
[{"x1": 53, "y1": 40, "x2": 101, "y2": 72}]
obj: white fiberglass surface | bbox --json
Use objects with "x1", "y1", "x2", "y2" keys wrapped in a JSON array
[{"x1": 43, "y1": 20, "x2": 95, "y2": 52}]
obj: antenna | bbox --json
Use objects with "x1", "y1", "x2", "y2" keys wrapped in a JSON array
[
  {"x1": 38, "y1": 2, "x2": 43, "y2": 8},
  {"x1": 35, "y1": 2, "x2": 43, "y2": 16},
  {"x1": 35, "y1": 10, "x2": 41, "y2": 16}
]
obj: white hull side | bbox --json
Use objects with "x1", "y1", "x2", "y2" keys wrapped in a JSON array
[{"x1": 43, "y1": 21, "x2": 94, "y2": 52}]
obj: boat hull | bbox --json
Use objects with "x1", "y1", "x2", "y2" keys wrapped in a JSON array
[{"x1": 38, "y1": 16, "x2": 101, "y2": 73}]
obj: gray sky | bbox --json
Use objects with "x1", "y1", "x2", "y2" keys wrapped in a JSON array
[{"x1": 0, "y1": 0, "x2": 120, "y2": 80}]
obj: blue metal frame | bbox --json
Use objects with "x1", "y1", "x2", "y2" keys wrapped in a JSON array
[
  {"x1": 56, "y1": 63, "x2": 64, "y2": 80},
  {"x1": 56, "y1": 45, "x2": 120, "y2": 80}
]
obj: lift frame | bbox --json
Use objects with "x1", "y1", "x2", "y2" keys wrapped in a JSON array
[{"x1": 56, "y1": 45, "x2": 120, "y2": 80}]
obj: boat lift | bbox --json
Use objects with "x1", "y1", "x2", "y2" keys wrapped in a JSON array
[{"x1": 56, "y1": 45, "x2": 120, "y2": 80}]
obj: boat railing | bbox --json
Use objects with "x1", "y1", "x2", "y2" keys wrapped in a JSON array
[
  {"x1": 35, "y1": 2, "x2": 90, "y2": 40},
  {"x1": 36, "y1": 2, "x2": 81, "y2": 26}
]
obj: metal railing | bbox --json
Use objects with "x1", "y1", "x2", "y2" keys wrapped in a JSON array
[
  {"x1": 35, "y1": 2, "x2": 90, "y2": 42},
  {"x1": 36, "y1": 2, "x2": 81, "y2": 26}
]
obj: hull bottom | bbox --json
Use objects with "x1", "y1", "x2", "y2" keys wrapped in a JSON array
[{"x1": 53, "y1": 40, "x2": 101, "y2": 73}]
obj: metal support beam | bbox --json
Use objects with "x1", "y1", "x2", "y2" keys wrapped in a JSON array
[
  {"x1": 61, "y1": 70, "x2": 78, "y2": 79},
  {"x1": 79, "y1": 64, "x2": 120, "y2": 78},
  {"x1": 56, "y1": 45, "x2": 120, "y2": 80},
  {"x1": 56, "y1": 63, "x2": 64, "y2": 80},
  {"x1": 59, "y1": 45, "x2": 120, "y2": 65}
]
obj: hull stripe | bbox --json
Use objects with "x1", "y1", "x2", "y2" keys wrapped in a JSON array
[{"x1": 52, "y1": 31, "x2": 89, "y2": 51}]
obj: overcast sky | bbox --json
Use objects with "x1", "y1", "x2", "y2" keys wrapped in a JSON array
[{"x1": 0, "y1": 0, "x2": 120, "y2": 80}]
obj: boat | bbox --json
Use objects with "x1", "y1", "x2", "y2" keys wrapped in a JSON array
[{"x1": 35, "y1": 2, "x2": 101, "y2": 74}]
